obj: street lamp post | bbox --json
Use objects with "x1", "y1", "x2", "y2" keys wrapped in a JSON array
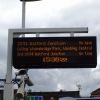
[
  {"x1": 21, "y1": 0, "x2": 41, "y2": 28},
  {"x1": 22, "y1": 0, "x2": 26, "y2": 28}
]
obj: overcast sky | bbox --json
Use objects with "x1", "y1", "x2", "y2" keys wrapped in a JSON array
[{"x1": 0, "y1": 0, "x2": 100, "y2": 97}]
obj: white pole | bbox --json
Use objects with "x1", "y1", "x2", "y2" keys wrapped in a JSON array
[
  {"x1": 21, "y1": 0, "x2": 26, "y2": 100},
  {"x1": 70, "y1": 32, "x2": 74, "y2": 37},
  {"x1": 3, "y1": 31, "x2": 13, "y2": 100},
  {"x1": 36, "y1": 33, "x2": 40, "y2": 37},
  {"x1": 22, "y1": 0, "x2": 26, "y2": 28}
]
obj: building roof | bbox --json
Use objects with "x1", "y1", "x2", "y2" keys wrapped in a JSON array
[
  {"x1": 27, "y1": 90, "x2": 80, "y2": 98},
  {"x1": 91, "y1": 88, "x2": 100, "y2": 97}
]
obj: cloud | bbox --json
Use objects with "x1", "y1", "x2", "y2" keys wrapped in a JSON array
[
  {"x1": 0, "y1": 36, "x2": 7, "y2": 59},
  {"x1": 26, "y1": 0, "x2": 100, "y2": 97}
]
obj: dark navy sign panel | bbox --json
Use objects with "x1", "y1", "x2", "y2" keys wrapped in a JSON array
[{"x1": 13, "y1": 36, "x2": 97, "y2": 69}]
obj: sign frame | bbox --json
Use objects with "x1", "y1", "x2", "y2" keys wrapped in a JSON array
[
  {"x1": 4, "y1": 27, "x2": 88, "y2": 100},
  {"x1": 9, "y1": 28, "x2": 88, "y2": 69}
]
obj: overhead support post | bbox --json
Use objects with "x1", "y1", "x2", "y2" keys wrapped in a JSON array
[
  {"x1": 3, "y1": 31, "x2": 13, "y2": 100},
  {"x1": 22, "y1": 0, "x2": 26, "y2": 28}
]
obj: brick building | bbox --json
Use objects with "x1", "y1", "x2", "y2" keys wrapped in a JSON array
[{"x1": 91, "y1": 88, "x2": 100, "y2": 97}]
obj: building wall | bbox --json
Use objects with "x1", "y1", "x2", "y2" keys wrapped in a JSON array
[
  {"x1": 0, "y1": 89, "x2": 80, "y2": 100},
  {"x1": 27, "y1": 91, "x2": 80, "y2": 100}
]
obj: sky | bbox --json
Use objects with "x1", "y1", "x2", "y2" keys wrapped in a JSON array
[{"x1": 0, "y1": 0, "x2": 100, "y2": 97}]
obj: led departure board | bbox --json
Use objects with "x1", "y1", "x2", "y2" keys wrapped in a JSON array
[{"x1": 13, "y1": 36, "x2": 97, "y2": 69}]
